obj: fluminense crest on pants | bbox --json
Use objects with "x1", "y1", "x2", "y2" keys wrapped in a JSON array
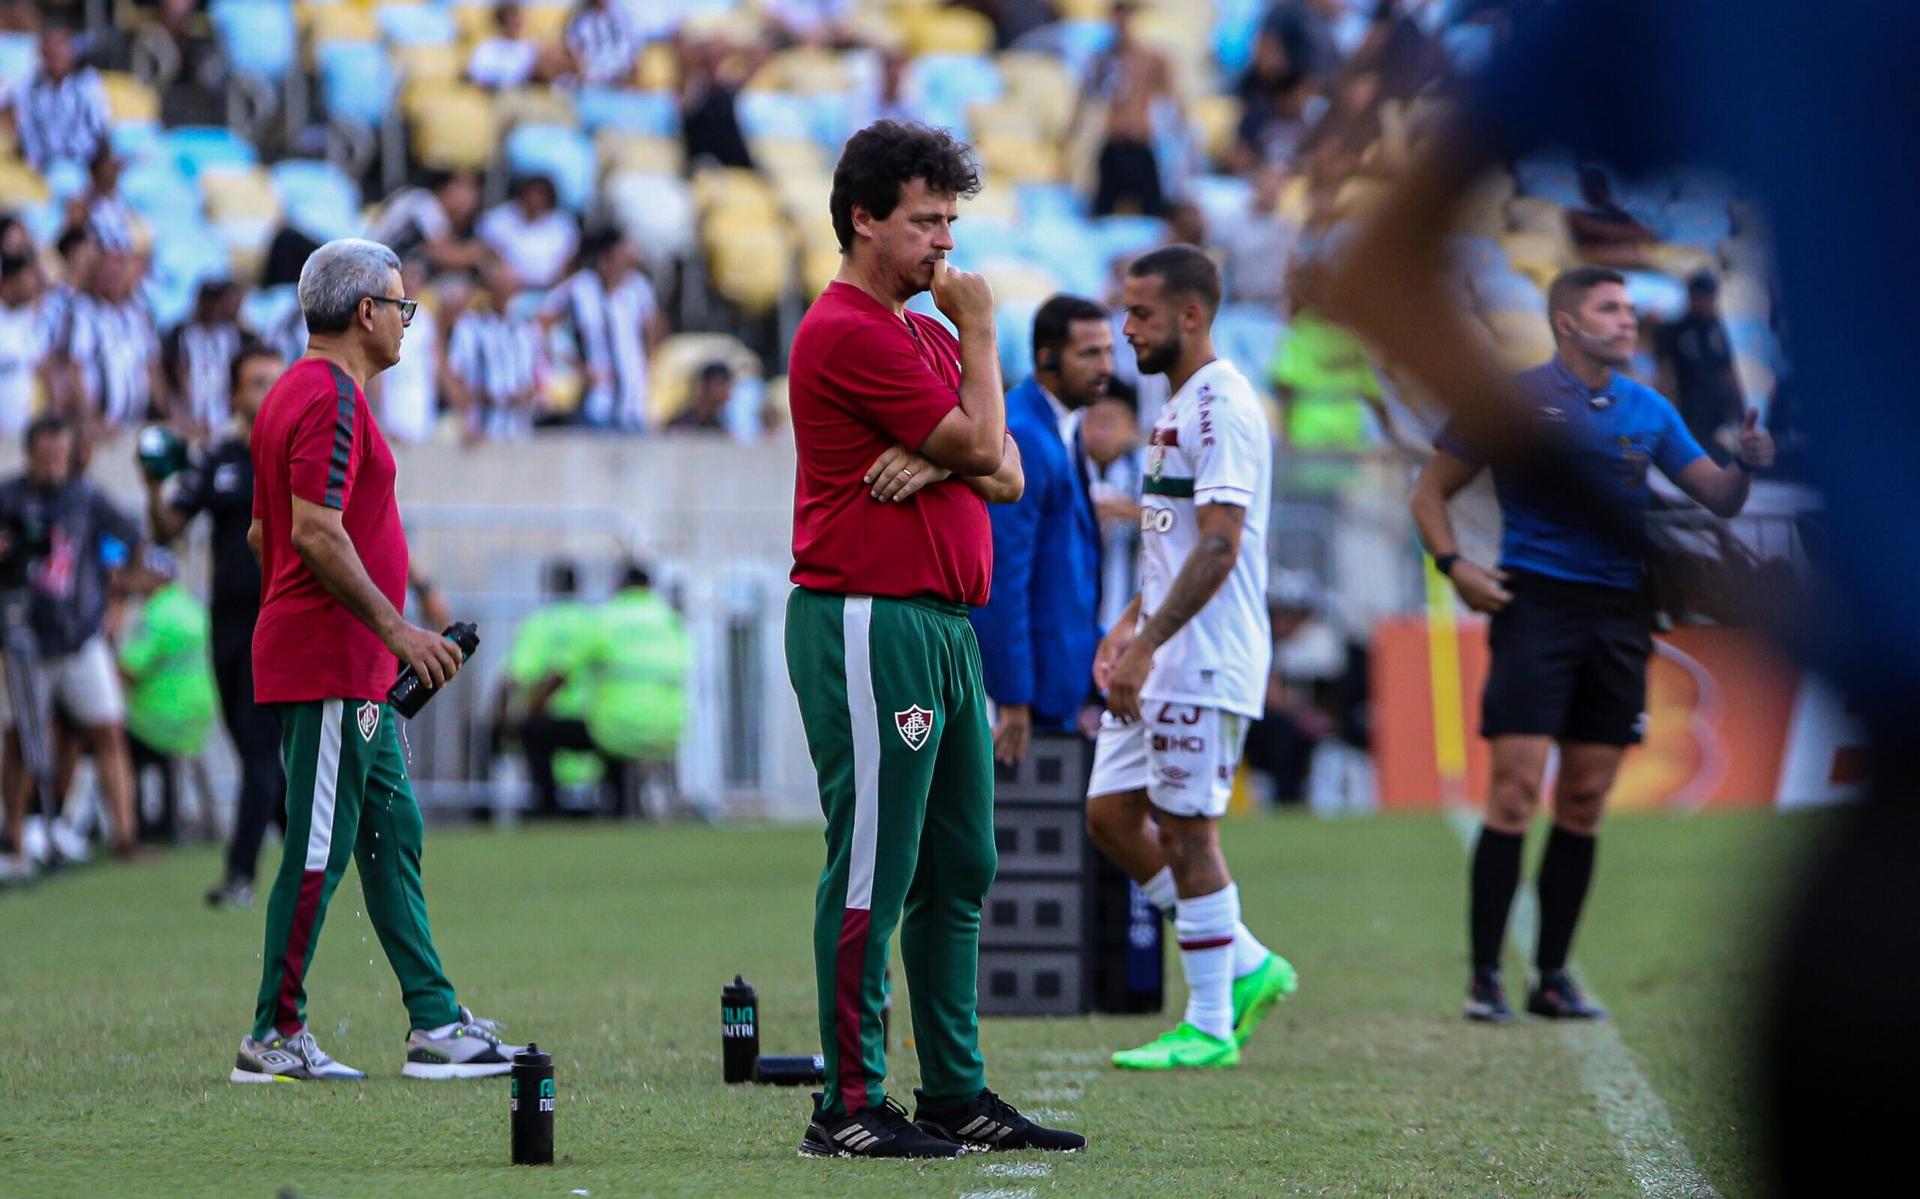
[{"x1": 894, "y1": 705, "x2": 932, "y2": 751}]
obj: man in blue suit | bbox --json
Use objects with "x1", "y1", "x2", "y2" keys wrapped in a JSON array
[{"x1": 971, "y1": 295, "x2": 1113, "y2": 764}]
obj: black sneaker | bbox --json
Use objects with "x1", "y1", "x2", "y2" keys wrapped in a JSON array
[
  {"x1": 1527, "y1": 969, "x2": 1608, "y2": 1020},
  {"x1": 205, "y1": 878, "x2": 254, "y2": 910},
  {"x1": 1464, "y1": 968, "x2": 1514, "y2": 1023},
  {"x1": 799, "y1": 1092, "x2": 968, "y2": 1159},
  {"x1": 913, "y1": 1087, "x2": 1087, "y2": 1152}
]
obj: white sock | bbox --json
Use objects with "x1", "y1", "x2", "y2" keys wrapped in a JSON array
[
  {"x1": 1142, "y1": 867, "x2": 1178, "y2": 914},
  {"x1": 1174, "y1": 884, "x2": 1239, "y2": 1042},
  {"x1": 1231, "y1": 919, "x2": 1271, "y2": 980},
  {"x1": 1148, "y1": 867, "x2": 1268, "y2": 980},
  {"x1": 423, "y1": 1020, "x2": 460, "y2": 1038}
]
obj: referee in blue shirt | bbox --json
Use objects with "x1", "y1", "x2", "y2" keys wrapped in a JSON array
[{"x1": 1411, "y1": 266, "x2": 1774, "y2": 1023}]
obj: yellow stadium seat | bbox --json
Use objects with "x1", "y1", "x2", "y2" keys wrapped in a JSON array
[
  {"x1": 996, "y1": 52, "x2": 1076, "y2": 139},
  {"x1": 772, "y1": 170, "x2": 833, "y2": 224},
  {"x1": 520, "y1": 2, "x2": 569, "y2": 43},
  {"x1": 1186, "y1": 94, "x2": 1242, "y2": 164},
  {"x1": 976, "y1": 134, "x2": 1061, "y2": 185},
  {"x1": 750, "y1": 136, "x2": 826, "y2": 177},
  {"x1": 636, "y1": 41, "x2": 678, "y2": 90},
  {"x1": 100, "y1": 71, "x2": 159, "y2": 123},
  {"x1": 598, "y1": 131, "x2": 682, "y2": 177},
  {"x1": 451, "y1": 1, "x2": 499, "y2": 45},
  {"x1": 959, "y1": 186, "x2": 1017, "y2": 224},
  {"x1": 1278, "y1": 175, "x2": 1309, "y2": 224},
  {"x1": 648, "y1": 333, "x2": 762, "y2": 425},
  {"x1": 1484, "y1": 310, "x2": 1555, "y2": 372},
  {"x1": 200, "y1": 166, "x2": 282, "y2": 223},
  {"x1": 306, "y1": 5, "x2": 379, "y2": 47},
  {"x1": 1719, "y1": 271, "x2": 1770, "y2": 320},
  {"x1": 762, "y1": 373, "x2": 790, "y2": 430},
  {"x1": 710, "y1": 226, "x2": 795, "y2": 314},
  {"x1": 966, "y1": 100, "x2": 1037, "y2": 142},
  {"x1": 802, "y1": 240, "x2": 841, "y2": 299},
  {"x1": 692, "y1": 167, "x2": 780, "y2": 218},
  {"x1": 748, "y1": 48, "x2": 850, "y2": 95},
  {"x1": 493, "y1": 86, "x2": 575, "y2": 128},
  {"x1": 899, "y1": 7, "x2": 995, "y2": 56},
  {"x1": 412, "y1": 87, "x2": 497, "y2": 169},
  {"x1": 1645, "y1": 243, "x2": 1715, "y2": 280},
  {"x1": 1055, "y1": 0, "x2": 1114, "y2": 19},
  {"x1": 1333, "y1": 177, "x2": 1387, "y2": 219},
  {"x1": 980, "y1": 260, "x2": 1063, "y2": 305},
  {"x1": 0, "y1": 159, "x2": 48, "y2": 206},
  {"x1": 396, "y1": 42, "x2": 461, "y2": 83},
  {"x1": 1505, "y1": 195, "x2": 1565, "y2": 236},
  {"x1": 1500, "y1": 231, "x2": 1571, "y2": 283}
]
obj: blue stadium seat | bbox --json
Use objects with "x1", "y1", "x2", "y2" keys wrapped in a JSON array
[
  {"x1": 0, "y1": 32, "x2": 35, "y2": 88},
  {"x1": 905, "y1": 53, "x2": 1002, "y2": 136},
  {"x1": 17, "y1": 201, "x2": 65, "y2": 247},
  {"x1": 1023, "y1": 215, "x2": 1104, "y2": 297},
  {"x1": 948, "y1": 213, "x2": 1019, "y2": 272},
  {"x1": 1017, "y1": 182, "x2": 1084, "y2": 223},
  {"x1": 1091, "y1": 215, "x2": 1165, "y2": 266},
  {"x1": 165, "y1": 126, "x2": 259, "y2": 180},
  {"x1": 377, "y1": 4, "x2": 458, "y2": 48},
  {"x1": 109, "y1": 120, "x2": 164, "y2": 159},
  {"x1": 272, "y1": 159, "x2": 364, "y2": 242},
  {"x1": 117, "y1": 155, "x2": 203, "y2": 223},
  {"x1": 43, "y1": 159, "x2": 88, "y2": 204},
  {"x1": 317, "y1": 41, "x2": 396, "y2": 128},
  {"x1": 905, "y1": 291, "x2": 957, "y2": 335},
  {"x1": 1011, "y1": 20, "x2": 1112, "y2": 83},
  {"x1": 1189, "y1": 173, "x2": 1254, "y2": 230},
  {"x1": 1659, "y1": 200, "x2": 1734, "y2": 249},
  {"x1": 996, "y1": 298, "x2": 1040, "y2": 384},
  {"x1": 1213, "y1": 0, "x2": 1265, "y2": 77},
  {"x1": 1622, "y1": 269, "x2": 1687, "y2": 321},
  {"x1": 805, "y1": 91, "x2": 858, "y2": 154},
  {"x1": 241, "y1": 284, "x2": 301, "y2": 342},
  {"x1": 209, "y1": 0, "x2": 297, "y2": 85},
  {"x1": 736, "y1": 91, "x2": 816, "y2": 142},
  {"x1": 1475, "y1": 270, "x2": 1547, "y2": 315},
  {"x1": 604, "y1": 172, "x2": 696, "y2": 265},
  {"x1": 1214, "y1": 303, "x2": 1286, "y2": 385},
  {"x1": 574, "y1": 88, "x2": 678, "y2": 135},
  {"x1": 506, "y1": 123, "x2": 597, "y2": 212},
  {"x1": 1448, "y1": 234, "x2": 1509, "y2": 275},
  {"x1": 1441, "y1": 23, "x2": 1497, "y2": 73},
  {"x1": 1726, "y1": 314, "x2": 1784, "y2": 372}
]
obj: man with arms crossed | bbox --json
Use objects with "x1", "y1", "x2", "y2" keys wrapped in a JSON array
[
  {"x1": 1087, "y1": 246, "x2": 1297, "y2": 1071},
  {"x1": 1413, "y1": 266, "x2": 1774, "y2": 1022},
  {"x1": 785, "y1": 120, "x2": 1083, "y2": 1158},
  {"x1": 232, "y1": 238, "x2": 523, "y2": 1082}
]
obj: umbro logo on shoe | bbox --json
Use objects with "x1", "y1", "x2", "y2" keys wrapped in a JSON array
[{"x1": 256, "y1": 1050, "x2": 299, "y2": 1070}]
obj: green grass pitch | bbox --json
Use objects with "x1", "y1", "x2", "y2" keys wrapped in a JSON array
[{"x1": 0, "y1": 809, "x2": 1811, "y2": 1197}]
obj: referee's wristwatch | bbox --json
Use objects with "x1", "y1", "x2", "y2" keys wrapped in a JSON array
[{"x1": 1434, "y1": 552, "x2": 1460, "y2": 580}]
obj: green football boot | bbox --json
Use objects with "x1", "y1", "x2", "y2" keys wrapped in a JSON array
[
  {"x1": 1111, "y1": 1022, "x2": 1241, "y2": 1071},
  {"x1": 1231, "y1": 952, "x2": 1299, "y2": 1047}
]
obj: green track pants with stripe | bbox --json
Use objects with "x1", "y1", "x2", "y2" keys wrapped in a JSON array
[
  {"x1": 786, "y1": 588, "x2": 998, "y2": 1117},
  {"x1": 251, "y1": 700, "x2": 462, "y2": 1040}
]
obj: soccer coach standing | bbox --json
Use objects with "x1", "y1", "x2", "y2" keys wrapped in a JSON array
[
  {"x1": 785, "y1": 121, "x2": 1083, "y2": 1159},
  {"x1": 1412, "y1": 266, "x2": 1774, "y2": 1024},
  {"x1": 231, "y1": 239, "x2": 522, "y2": 1083}
]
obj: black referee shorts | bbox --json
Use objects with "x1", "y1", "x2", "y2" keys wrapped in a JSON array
[{"x1": 1481, "y1": 569, "x2": 1654, "y2": 746}]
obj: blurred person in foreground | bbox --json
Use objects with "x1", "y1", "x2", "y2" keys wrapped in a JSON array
[
  {"x1": 970, "y1": 294, "x2": 1112, "y2": 766},
  {"x1": 146, "y1": 341, "x2": 289, "y2": 909},
  {"x1": 1080, "y1": 383, "x2": 1146, "y2": 629},
  {"x1": 0, "y1": 415, "x2": 144, "y2": 873},
  {"x1": 232, "y1": 237, "x2": 522, "y2": 1084},
  {"x1": 115, "y1": 545, "x2": 214, "y2": 845},
  {"x1": 1309, "y1": 3, "x2": 1911, "y2": 1190},
  {"x1": 1084, "y1": 246, "x2": 1295, "y2": 1072},
  {"x1": 1412, "y1": 266, "x2": 1772, "y2": 1023},
  {"x1": 784, "y1": 120, "x2": 1076, "y2": 1157}
]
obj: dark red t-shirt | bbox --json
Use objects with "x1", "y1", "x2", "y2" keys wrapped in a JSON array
[
  {"x1": 250, "y1": 358, "x2": 408, "y2": 703},
  {"x1": 787, "y1": 282, "x2": 993, "y2": 606}
]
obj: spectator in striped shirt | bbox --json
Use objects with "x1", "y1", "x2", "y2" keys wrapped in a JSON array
[
  {"x1": 162, "y1": 279, "x2": 245, "y2": 439},
  {"x1": 540, "y1": 228, "x2": 665, "y2": 430},
  {"x1": 445, "y1": 260, "x2": 543, "y2": 441},
  {"x1": 62, "y1": 249, "x2": 167, "y2": 434},
  {"x1": 0, "y1": 250, "x2": 55, "y2": 439},
  {"x1": 477, "y1": 174, "x2": 579, "y2": 291},
  {"x1": 468, "y1": 2, "x2": 569, "y2": 90},
  {"x1": 63, "y1": 146, "x2": 139, "y2": 255},
  {"x1": 565, "y1": 0, "x2": 637, "y2": 86},
  {"x1": 0, "y1": 25, "x2": 109, "y2": 170}
]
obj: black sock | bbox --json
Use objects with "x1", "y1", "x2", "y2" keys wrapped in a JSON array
[
  {"x1": 1535, "y1": 825, "x2": 1598, "y2": 974},
  {"x1": 1470, "y1": 825, "x2": 1525, "y2": 973}
]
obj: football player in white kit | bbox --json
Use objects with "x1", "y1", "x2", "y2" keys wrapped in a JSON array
[{"x1": 1086, "y1": 246, "x2": 1297, "y2": 1070}]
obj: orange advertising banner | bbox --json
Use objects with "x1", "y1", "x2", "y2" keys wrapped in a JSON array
[{"x1": 1372, "y1": 617, "x2": 1864, "y2": 810}]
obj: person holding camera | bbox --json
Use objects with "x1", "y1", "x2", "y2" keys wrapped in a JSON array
[{"x1": 0, "y1": 414, "x2": 144, "y2": 878}]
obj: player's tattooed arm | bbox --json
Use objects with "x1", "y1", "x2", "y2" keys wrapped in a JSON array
[{"x1": 1137, "y1": 503, "x2": 1246, "y2": 651}]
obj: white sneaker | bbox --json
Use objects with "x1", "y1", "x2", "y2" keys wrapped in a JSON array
[
  {"x1": 401, "y1": 1006, "x2": 524, "y2": 1079},
  {"x1": 0, "y1": 853, "x2": 34, "y2": 887},
  {"x1": 230, "y1": 1028, "x2": 368, "y2": 1083},
  {"x1": 21, "y1": 816, "x2": 49, "y2": 866},
  {"x1": 49, "y1": 821, "x2": 90, "y2": 866}
]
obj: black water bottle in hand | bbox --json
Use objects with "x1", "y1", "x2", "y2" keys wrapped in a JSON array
[
  {"x1": 509, "y1": 1044, "x2": 554, "y2": 1165},
  {"x1": 389, "y1": 622, "x2": 479, "y2": 719},
  {"x1": 722, "y1": 975, "x2": 759, "y2": 1083}
]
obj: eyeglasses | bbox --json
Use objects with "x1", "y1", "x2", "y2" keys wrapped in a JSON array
[{"x1": 365, "y1": 295, "x2": 418, "y2": 326}]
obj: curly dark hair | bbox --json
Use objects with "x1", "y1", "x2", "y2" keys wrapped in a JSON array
[{"x1": 829, "y1": 121, "x2": 982, "y2": 254}]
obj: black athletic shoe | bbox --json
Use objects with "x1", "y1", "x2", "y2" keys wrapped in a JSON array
[
  {"x1": 1464, "y1": 968, "x2": 1515, "y2": 1023},
  {"x1": 913, "y1": 1087, "x2": 1088, "y2": 1153},
  {"x1": 799, "y1": 1093, "x2": 968, "y2": 1159},
  {"x1": 1527, "y1": 970, "x2": 1609, "y2": 1020}
]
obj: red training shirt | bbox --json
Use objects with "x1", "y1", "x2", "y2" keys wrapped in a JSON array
[
  {"x1": 250, "y1": 358, "x2": 409, "y2": 703},
  {"x1": 788, "y1": 281, "x2": 993, "y2": 606}
]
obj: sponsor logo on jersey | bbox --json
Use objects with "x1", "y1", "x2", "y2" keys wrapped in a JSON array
[
  {"x1": 1140, "y1": 506, "x2": 1176, "y2": 533},
  {"x1": 895, "y1": 705, "x2": 933, "y2": 751},
  {"x1": 1151, "y1": 734, "x2": 1207, "y2": 754}
]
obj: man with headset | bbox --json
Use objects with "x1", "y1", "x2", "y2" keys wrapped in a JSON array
[{"x1": 1410, "y1": 265, "x2": 1774, "y2": 1023}]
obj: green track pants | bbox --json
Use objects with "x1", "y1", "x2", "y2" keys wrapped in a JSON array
[
  {"x1": 250, "y1": 700, "x2": 461, "y2": 1040},
  {"x1": 785, "y1": 589, "x2": 997, "y2": 1117}
]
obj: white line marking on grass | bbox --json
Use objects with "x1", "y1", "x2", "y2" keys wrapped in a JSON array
[
  {"x1": 1444, "y1": 810, "x2": 1719, "y2": 1199},
  {"x1": 959, "y1": 1189, "x2": 1036, "y2": 1199},
  {"x1": 982, "y1": 1162, "x2": 1054, "y2": 1180}
]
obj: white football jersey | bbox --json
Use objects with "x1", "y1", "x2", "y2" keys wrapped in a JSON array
[{"x1": 1135, "y1": 358, "x2": 1273, "y2": 719}]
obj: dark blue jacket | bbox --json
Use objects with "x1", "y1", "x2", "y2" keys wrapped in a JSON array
[{"x1": 969, "y1": 375, "x2": 1103, "y2": 729}]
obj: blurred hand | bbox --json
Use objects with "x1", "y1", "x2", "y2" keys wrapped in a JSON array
[
  {"x1": 419, "y1": 587, "x2": 453, "y2": 632},
  {"x1": 865, "y1": 444, "x2": 950, "y2": 502},
  {"x1": 387, "y1": 622, "x2": 463, "y2": 689},
  {"x1": 1093, "y1": 494, "x2": 1140, "y2": 525},
  {"x1": 1736, "y1": 409, "x2": 1776, "y2": 470},
  {"x1": 930, "y1": 259, "x2": 994, "y2": 332},
  {"x1": 993, "y1": 703, "x2": 1032, "y2": 766},
  {"x1": 1093, "y1": 620, "x2": 1137, "y2": 692},
  {"x1": 1449, "y1": 560, "x2": 1512, "y2": 614},
  {"x1": 1105, "y1": 641, "x2": 1154, "y2": 723},
  {"x1": 1076, "y1": 702, "x2": 1105, "y2": 738}
]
